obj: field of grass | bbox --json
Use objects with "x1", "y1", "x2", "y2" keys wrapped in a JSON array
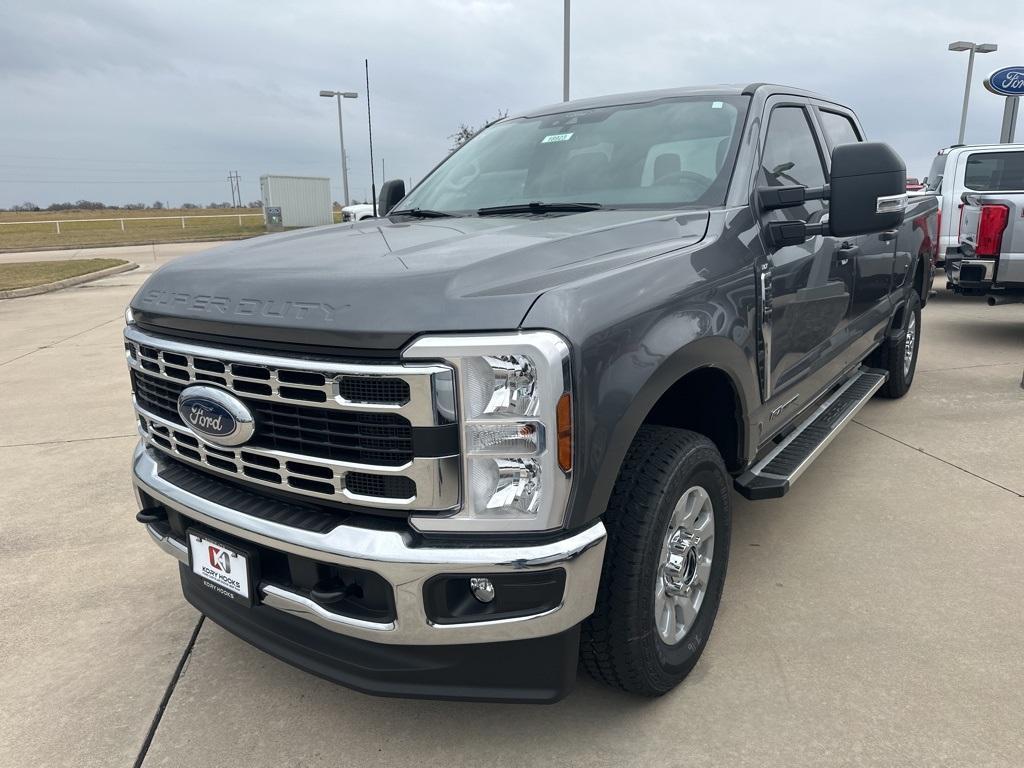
[
  {"x1": 0, "y1": 207, "x2": 270, "y2": 251},
  {"x1": 0, "y1": 258, "x2": 128, "y2": 291}
]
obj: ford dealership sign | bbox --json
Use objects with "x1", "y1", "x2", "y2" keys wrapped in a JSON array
[{"x1": 984, "y1": 68, "x2": 1024, "y2": 97}]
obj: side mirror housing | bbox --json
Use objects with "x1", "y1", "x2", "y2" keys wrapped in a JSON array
[
  {"x1": 378, "y1": 179, "x2": 406, "y2": 215},
  {"x1": 828, "y1": 142, "x2": 907, "y2": 237}
]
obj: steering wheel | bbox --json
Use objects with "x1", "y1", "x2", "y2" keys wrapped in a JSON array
[
  {"x1": 443, "y1": 159, "x2": 481, "y2": 191},
  {"x1": 653, "y1": 170, "x2": 713, "y2": 187}
]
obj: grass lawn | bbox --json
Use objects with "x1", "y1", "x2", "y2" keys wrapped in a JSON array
[
  {"x1": 0, "y1": 208, "x2": 273, "y2": 251},
  {"x1": 0, "y1": 258, "x2": 128, "y2": 291}
]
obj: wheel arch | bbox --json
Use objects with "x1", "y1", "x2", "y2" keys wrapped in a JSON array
[{"x1": 567, "y1": 335, "x2": 756, "y2": 529}]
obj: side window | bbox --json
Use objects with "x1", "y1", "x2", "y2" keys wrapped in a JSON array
[
  {"x1": 818, "y1": 110, "x2": 862, "y2": 148},
  {"x1": 760, "y1": 106, "x2": 827, "y2": 190}
]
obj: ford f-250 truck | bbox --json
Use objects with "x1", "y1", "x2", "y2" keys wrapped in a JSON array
[
  {"x1": 949, "y1": 187, "x2": 1024, "y2": 305},
  {"x1": 126, "y1": 84, "x2": 937, "y2": 702}
]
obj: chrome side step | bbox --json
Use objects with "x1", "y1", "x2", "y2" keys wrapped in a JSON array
[{"x1": 735, "y1": 368, "x2": 887, "y2": 500}]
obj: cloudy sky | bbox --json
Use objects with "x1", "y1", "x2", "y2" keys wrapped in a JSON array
[{"x1": 2, "y1": 0, "x2": 1021, "y2": 208}]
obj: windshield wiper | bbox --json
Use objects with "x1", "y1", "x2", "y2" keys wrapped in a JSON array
[
  {"x1": 476, "y1": 201, "x2": 603, "y2": 216},
  {"x1": 389, "y1": 208, "x2": 456, "y2": 218}
]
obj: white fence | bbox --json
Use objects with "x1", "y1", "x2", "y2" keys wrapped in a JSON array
[{"x1": 0, "y1": 212, "x2": 265, "y2": 234}]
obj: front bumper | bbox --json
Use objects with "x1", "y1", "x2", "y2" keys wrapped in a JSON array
[{"x1": 132, "y1": 443, "x2": 606, "y2": 700}]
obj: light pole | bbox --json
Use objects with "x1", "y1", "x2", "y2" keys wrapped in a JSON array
[
  {"x1": 948, "y1": 41, "x2": 998, "y2": 144},
  {"x1": 319, "y1": 89, "x2": 359, "y2": 206},
  {"x1": 563, "y1": 0, "x2": 570, "y2": 102}
]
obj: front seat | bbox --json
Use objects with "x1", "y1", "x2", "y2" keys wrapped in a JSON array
[
  {"x1": 562, "y1": 152, "x2": 610, "y2": 195},
  {"x1": 652, "y1": 153, "x2": 681, "y2": 184}
]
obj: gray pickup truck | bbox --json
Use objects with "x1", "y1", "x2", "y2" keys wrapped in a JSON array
[
  {"x1": 951, "y1": 189, "x2": 1024, "y2": 305},
  {"x1": 126, "y1": 83, "x2": 937, "y2": 702}
]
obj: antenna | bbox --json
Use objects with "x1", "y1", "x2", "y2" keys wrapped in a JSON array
[{"x1": 365, "y1": 59, "x2": 377, "y2": 217}]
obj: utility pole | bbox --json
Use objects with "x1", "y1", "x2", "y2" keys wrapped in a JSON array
[
  {"x1": 366, "y1": 59, "x2": 378, "y2": 217},
  {"x1": 227, "y1": 171, "x2": 241, "y2": 207}
]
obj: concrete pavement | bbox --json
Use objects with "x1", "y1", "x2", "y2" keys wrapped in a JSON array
[{"x1": 1, "y1": 245, "x2": 1021, "y2": 767}]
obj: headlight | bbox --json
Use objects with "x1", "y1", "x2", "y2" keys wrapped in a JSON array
[
  {"x1": 124, "y1": 306, "x2": 135, "y2": 326},
  {"x1": 403, "y1": 331, "x2": 572, "y2": 533}
]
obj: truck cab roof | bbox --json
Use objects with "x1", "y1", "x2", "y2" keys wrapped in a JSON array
[{"x1": 512, "y1": 83, "x2": 839, "y2": 120}]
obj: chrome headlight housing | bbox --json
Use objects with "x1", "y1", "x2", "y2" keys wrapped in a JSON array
[{"x1": 403, "y1": 331, "x2": 572, "y2": 533}]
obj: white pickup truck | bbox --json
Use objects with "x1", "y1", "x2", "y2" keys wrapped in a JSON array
[
  {"x1": 340, "y1": 203, "x2": 375, "y2": 222},
  {"x1": 925, "y1": 143, "x2": 1024, "y2": 267},
  {"x1": 952, "y1": 190, "x2": 1024, "y2": 305}
]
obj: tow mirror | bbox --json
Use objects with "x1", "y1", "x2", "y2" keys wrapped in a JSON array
[
  {"x1": 828, "y1": 142, "x2": 907, "y2": 237},
  {"x1": 378, "y1": 179, "x2": 406, "y2": 216},
  {"x1": 760, "y1": 142, "x2": 907, "y2": 248}
]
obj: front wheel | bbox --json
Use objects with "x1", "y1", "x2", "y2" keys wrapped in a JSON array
[{"x1": 580, "y1": 426, "x2": 731, "y2": 695}]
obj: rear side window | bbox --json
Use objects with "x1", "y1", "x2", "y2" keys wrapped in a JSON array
[
  {"x1": 760, "y1": 107, "x2": 826, "y2": 188},
  {"x1": 818, "y1": 111, "x2": 861, "y2": 148},
  {"x1": 964, "y1": 152, "x2": 1024, "y2": 191}
]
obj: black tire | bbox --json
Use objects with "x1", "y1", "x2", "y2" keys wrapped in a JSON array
[
  {"x1": 580, "y1": 426, "x2": 732, "y2": 696},
  {"x1": 874, "y1": 291, "x2": 922, "y2": 399}
]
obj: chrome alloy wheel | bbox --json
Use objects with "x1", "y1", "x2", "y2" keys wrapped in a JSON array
[
  {"x1": 903, "y1": 312, "x2": 917, "y2": 377},
  {"x1": 654, "y1": 485, "x2": 715, "y2": 645}
]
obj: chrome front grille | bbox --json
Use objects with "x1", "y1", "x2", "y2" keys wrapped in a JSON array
[
  {"x1": 125, "y1": 326, "x2": 459, "y2": 511},
  {"x1": 125, "y1": 326, "x2": 442, "y2": 426}
]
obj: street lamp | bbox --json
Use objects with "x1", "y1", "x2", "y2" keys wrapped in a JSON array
[
  {"x1": 949, "y1": 41, "x2": 998, "y2": 144},
  {"x1": 563, "y1": 0, "x2": 570, "y2": 102},
  {"x1": 319, "y1": 89, "x2": 359, "y2": 206}
]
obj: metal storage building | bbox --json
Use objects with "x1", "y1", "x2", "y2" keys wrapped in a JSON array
[{"x1": 259, "y1": 175, "x2": 333, "y2": 228}]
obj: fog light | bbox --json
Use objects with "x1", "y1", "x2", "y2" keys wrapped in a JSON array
[{"x1": 469, "y1": 577, "x2": 495, "y2": 603}]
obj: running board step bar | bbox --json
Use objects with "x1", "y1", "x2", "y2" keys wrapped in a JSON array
[{"x1": 734, "y1": 368, "x2": 888, "y2": 500}]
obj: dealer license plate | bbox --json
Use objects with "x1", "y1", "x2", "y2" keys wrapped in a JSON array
[{"x1": 188, "y1": 531, "x2": 252, "y2": 604}]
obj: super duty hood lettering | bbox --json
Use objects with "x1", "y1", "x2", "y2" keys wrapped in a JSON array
[{"x1": 139, "y1": 290, "x2": 339, "y2": 322}]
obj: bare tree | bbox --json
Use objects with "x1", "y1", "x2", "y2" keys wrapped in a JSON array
[{"x1": 448, "y1": 110, "x2": 508, "y2": 154}]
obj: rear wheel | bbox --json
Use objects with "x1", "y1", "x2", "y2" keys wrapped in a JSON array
[
  {"x1": 580, "y1": 426, "x2": 731, "y2": 695},
  {"x1": 874, "y1": 291, "x2": 921, "y2": 399}
]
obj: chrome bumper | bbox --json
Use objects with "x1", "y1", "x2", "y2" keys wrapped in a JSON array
[{"x1": 132, "y1": 443, "x2": 606, "y2": 646}]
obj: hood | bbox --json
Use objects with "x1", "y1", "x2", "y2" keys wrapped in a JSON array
[{"x1": 132, "y1": 209, "x2": 709, "y2": 351}]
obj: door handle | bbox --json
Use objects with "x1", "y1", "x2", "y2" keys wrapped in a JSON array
[{"x1": 835, "y1": 242, "x2": 860, "y2": 264}]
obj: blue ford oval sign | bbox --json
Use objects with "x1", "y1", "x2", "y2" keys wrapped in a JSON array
[
  {"x1": 176, "y1": 385, "x2": 255, "y2": 446},
  {"x1": 984, "y1": 67, "x2": 1024, "y2": 97}
]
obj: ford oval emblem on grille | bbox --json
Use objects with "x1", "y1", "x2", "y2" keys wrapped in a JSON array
[{"x1": 176, "y1": 385, "x2": 255, "y2": 447}]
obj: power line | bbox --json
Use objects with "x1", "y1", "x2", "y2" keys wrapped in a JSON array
[
  {"x1": 0, "y1": 153, "x2": 331, "y2": 166},
  {"x1": 0, "y1": 179, "x2": 227, "y2": 184}
]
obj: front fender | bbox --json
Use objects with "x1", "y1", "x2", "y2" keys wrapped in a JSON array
[
  {"x1": 522, "y1": 223, "x2": 761, "y2": 531},
  {"x1": 570, "y1": 334, "x2": 756, "y2": 530}
]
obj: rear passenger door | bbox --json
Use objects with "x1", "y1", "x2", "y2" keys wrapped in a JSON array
[{"x1": 814, "y1": 106, "x2": 895, "y2": 357}]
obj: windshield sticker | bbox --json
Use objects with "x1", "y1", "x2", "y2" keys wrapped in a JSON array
[
  {"x1": 542, "y1": 132, "x2": 574, "y2": 143},
  {"x1": 712, "y1": 101, "x2": 724, "y2": 109}
]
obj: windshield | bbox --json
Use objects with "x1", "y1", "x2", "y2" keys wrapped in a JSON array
[
  {"x1": 399, "y1": 96, "x2": 748, "y2": 214},
  {"x1": 926, "y1": 153, "x2": 946, "y2": 192}
]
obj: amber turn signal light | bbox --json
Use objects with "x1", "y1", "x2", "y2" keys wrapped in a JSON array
[{"x1": 556, "y1": 392, "x2": 572, "y2": 472}]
